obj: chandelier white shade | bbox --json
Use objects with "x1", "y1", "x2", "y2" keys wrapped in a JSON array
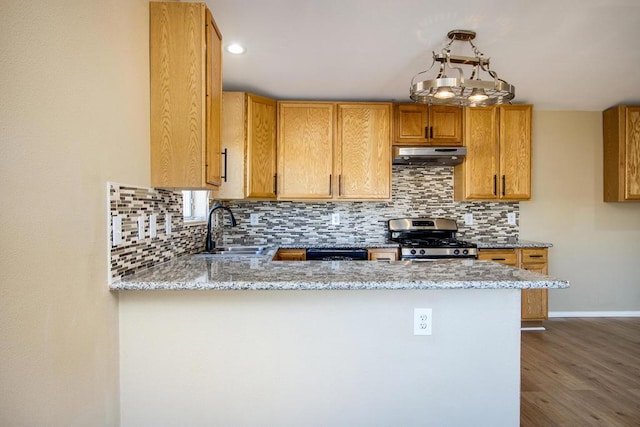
[{"x1": 410, "y1": 30, "x2": 515, "y2": 106}]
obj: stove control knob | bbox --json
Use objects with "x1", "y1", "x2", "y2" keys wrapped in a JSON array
[
  {"x1": 454, "y1": 249, "x2": 460, "y2": 255},
  {"x1": 463, "y1": 249, "x2": 469, "y2": 255},
  {"x1": 410, "y1": 249, "x2": 417, "y2": 255},
  {"x1": 419, "y1": 249, "x2": 426, "y2": 255}
]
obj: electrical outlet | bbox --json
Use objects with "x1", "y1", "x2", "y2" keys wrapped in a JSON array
[
  {"x1": 414, "y1": 308, "x2": 433, "y2": 336},
  {"x1": 464, "y1": 213, "x2": 474, "y2": 226},
  {"x1": 112, "y1": 216, "x2": 122, "y2": 246},
  {"x1": 331, "y1": 213, "x2": 340, "y2": 225},
  {"x1": 250, "y1": 213, "x2": 259, "y2": 225},
  {"x1": 507, "y1": 212, "x2": 517, "y2": 225},
  {"x1": 149, "y1": 214, "x2": 157, "y2": 238},
  {"x1": 137, "y1": 216, "x2": 145, "y2": 240},
  {"x1": 165, "y1": 213, "x2": 172, "y2": 235}
]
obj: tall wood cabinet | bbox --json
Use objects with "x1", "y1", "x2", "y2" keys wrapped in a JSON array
[
  {"x1": 150, "y1": 2, "x2": 222, "y2": 189},
  {"x1": 454, "y1": 105, "x2": 532, "y2": 201},
  {"x1": 478, "y1": 247, "x2": 549, "y2": 325},
  {"x1": 393, "y1": 104, "x2": 462, "y2": 146},
  {"x1": 603, "y1": 105, "x2": 640, "y2": 202},
  {"x1": 219, "y1": 92, "x2": 277, "y2": 199},
  {"x1": 277, "y1": 102, "x2": 391, "y2": 201}
]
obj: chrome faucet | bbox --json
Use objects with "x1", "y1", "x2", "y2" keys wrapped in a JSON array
[{"x1": 206, "y1": 205, "x2": 237, "y2": 251}]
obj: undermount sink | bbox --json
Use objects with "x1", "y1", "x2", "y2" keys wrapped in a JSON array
[{"x1": 204, "y1": 246, "x2": 269, "y2": 256}]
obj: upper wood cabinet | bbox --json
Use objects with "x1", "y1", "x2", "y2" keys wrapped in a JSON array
[
  {"x1": 277, "y1": 102, "x2": 335, "y2": 199},
  {"x1": 149, "y1": 2, "x2": 222, "y2": 189},
  {"x1": 603, "y1": 105, "x2": 640, "y2": 202},
  {"x1": 277, "y1": 102, "x2": 392, "y2": 201},
  {"x1": 454, "y1": 104, "x2": 532, "y2": 201},
  {"x1": 218, "y1": 92, "x2": 277, "y2": 199},
  {"x1": 393, "y1": 104, "x2": 462, "y2": 146},
  {"x1": 336, "y1": 103, "x2": 392, "y2": 200}
]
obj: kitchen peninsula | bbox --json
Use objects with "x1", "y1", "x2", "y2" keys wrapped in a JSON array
[{"x1": 114, "y1": 252, "x2": 567, "y2": 427}]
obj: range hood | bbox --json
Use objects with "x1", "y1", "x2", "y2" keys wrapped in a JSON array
[{"x1": 392, "y1": 146, "x2": 466, "y2": 166}]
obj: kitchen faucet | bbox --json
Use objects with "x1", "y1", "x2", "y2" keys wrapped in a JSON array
[{"x1": 205, "y1": 205, "x2": 237, "y2": 251}]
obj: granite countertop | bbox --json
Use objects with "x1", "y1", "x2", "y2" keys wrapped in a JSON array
[
  {"x1": 111, "y1": 246, "x2": 569, "y2": 291},
  {"x1": 471, "y1": 239, "x2": 553, "y2": 249}
]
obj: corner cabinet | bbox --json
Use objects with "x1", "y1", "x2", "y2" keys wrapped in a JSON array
[
  {"x1": 454, "y1": 105, "x2": 532, "y2": 201},
  {"x1": 393, "y1": 104, "x2": 462, "y2": 146},
  {"x1": 478, "y1": 247, "x2": 549, "y2": 326},
  {"x1": 603, "y1": 105, "x2": 640, "y2": 202},
  {"x1": 218, "y1": 92, "x2": 277, "y2": 199},
  {"x1": 277, "y1": 102, "x2": 391, "y2": 201},
  {"x1": 273, "y1": 249, "x2": 306, "y2": 261},
  {"x1": 150, "y1": 2, "x2": 222, "y2": 189}
]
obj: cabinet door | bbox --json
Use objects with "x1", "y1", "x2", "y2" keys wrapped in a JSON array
[
  {"x1": 499, "y1": 105, "x2": 531, "y2": 200},
  {"x1": 205, "y1": 8, "x2": 223, "y2": 187},
  {"x1": 219, "y1": 92, "x2": 246, "y2": 199},
  {"x1": 624, "y1": 107, "x2": 640, "y2": 200},
  {"x1": 429, "y1": 105, "x2": 463, "y2": 145},
  {"x1": 277, "y1": 102, "x2": 335, "y2": 199},
  {"x1": 246, "y1": 94, "x2": 277, "y2": 198},
  {"x1": 394, "y1": 104, "x2": 428, "y2": 144},
  {"x1": 273, "y1": 249, "x2": 306, "y2": 261},
  {"x1": 336, "y1": 103, "x2": 391, "y2": 200},
  {"x1": 521, "y1": 289, "x2": 548, "y2": 321},
  {"x1": 455, "y1": 107, "x2": 499, "y2": 200}
]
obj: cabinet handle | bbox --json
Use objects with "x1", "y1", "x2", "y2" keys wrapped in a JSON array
[
  {"x1": 492, "y1": 258, "x2": 506, "y2": 261},
  {"x1": 273, "y1": 174, "x2": 277, "y2": 195},
  {"x1": 502, "y1": 175, "x2": 506, "y2": 196},
  {"x1": 528, "y1": 255, "x2": 543, "y2": 258},
  {"x1": 430, "y1": 126, "x2": 434, "y2": 139},
  {"x1": 339, "y1": 174, "x2": 343, "y2": 196},
  {"x1": 493, "y1": 175, "x2": 497, "y2": 196},
  {"x1": 425, "y1": 126, "x2": 429, "y2": 139},
  {"x1": 221, "y1": 148, "x2": 228, "y2": 182},
  {"x1": 329, "y1": 174, "x2": 332, "y2": 196}
]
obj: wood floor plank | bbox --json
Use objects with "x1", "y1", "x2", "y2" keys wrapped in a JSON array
[{"x1": 521, "y1": 318, "x2": 640, "y2": 426}]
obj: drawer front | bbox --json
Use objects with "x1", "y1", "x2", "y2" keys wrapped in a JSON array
[
  {"x1": 521, "y1": 248, "x2": 548, "y2": 264},
  {"x1": 478, "y1": 249, "x2": 518, "y2": 266}
]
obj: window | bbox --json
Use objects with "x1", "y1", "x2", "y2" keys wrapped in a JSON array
[{"x1": 182, "y1": 190, "x2": 209, "y2": 222}]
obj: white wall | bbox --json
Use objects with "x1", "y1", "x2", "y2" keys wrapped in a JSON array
[
  {"x1": 120, "y1": 289, "x2": 521, "y2": 427},
  {"x1": 0, "y1": 0, "x2": 150, "y2": 424},
  {"x1": 520, "y1": 111, "x2": 640, "y2": 313}
]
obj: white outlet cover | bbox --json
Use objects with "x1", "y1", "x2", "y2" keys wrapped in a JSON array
[
  {"x1": 331, "y1": 213, "x2": 340, "y2": 225},
  {"x1": 507, "y1": 212, "x2": 517, "y2": 225},
  {"x1": 137, "y1": 216, "x2": 145, "y2": 240},
  {"x1": 464, "y1": 213, "x2": 474, "y2": 225},
  {"x1": 250, "y1": 213, "x2": 259, "y2": 225},
  {"x1": 149, "y1": 214, "x2": 157, "y2": 238},
  {"x1": 112, "y1": 216, "x2": 122, "y2": 246},
  {"x1": 414, "y1": 308, "x2": 433, "y2": 336},
  {"x1": 165, "y1": 213, "x2": 172, "y2": 235}
]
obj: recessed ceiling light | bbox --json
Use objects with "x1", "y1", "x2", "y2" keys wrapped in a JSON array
[{"x1": 226, "y1": 43, "x2": 245, "y2": 55}]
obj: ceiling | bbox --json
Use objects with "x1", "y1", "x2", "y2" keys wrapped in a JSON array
[{"x1": 206, "y1": 0, "x2": 640, "y2": 111}]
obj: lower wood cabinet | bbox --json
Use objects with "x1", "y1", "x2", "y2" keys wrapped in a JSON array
[
  {"x1": 273, "y1": 249, "x2": 306, "y2": 261},
  {"x1": 478, "y1": 247, "x2": 549, "y2": 325},
  {"x1": 367, "y1": 248, "x2": 399, "y2": 261}
]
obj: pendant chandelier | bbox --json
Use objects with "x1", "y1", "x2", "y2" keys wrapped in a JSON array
[{"x1": 410, "y1": 30, "x2": 515, "y2": 106}]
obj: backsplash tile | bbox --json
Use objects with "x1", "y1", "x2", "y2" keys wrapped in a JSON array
[
  {"x1": 220, "y1": 166, "x2": 519, "y2": 246},
  {"x1": 108, "y1": 183, "x2": 210, "y2": 281},
  {"x1": 108, "y1": 167, "x2": 518, "y2": 280}
]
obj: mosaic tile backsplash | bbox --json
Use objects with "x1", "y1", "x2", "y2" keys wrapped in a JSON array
[
  {"x1": 109, "y1": 166, "x2": 519, "y2": 280},
  {"x1": 220, "y1": 166, "x2": 519, "y2": 246},
  {"x1": 108, "y1": 183, "x2": 211, "y2": 281}
]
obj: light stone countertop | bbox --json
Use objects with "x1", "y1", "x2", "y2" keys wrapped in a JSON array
[
  {"x1": 111, "y1": 247, "x2": 569, "y2": 291},
  {"x1": 472, "y1": 239, "x2": 553, "y2": 249}
]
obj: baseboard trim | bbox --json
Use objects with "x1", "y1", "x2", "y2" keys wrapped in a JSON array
[{"x1": 549, "y1": 311, "x2": 640, "y2": 318}]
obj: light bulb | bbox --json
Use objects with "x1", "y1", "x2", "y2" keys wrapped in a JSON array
[
  {"x1": 434, "y1": 87, "x2": 455, "y2": 99},
  {"x1": 468, "y1": 88, "x2": 488, "y2": 103}
]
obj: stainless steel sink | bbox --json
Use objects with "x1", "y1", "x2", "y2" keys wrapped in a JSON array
[{"x1": 204, "y1": 246, "x2": 269, "y2": 256}]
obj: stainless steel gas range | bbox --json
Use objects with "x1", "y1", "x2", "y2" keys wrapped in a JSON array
[{"x1": 388, "y1": 218, "x2": 478, "y2": 260}]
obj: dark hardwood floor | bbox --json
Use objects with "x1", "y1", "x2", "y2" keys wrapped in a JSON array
[{"x1": 521, "y1": 318, "x2": 640, "y2": 426}]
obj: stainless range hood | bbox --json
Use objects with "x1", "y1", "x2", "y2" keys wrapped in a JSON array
[{"x1": 392, "y1": 146, "x2": 466, "y2": 166}]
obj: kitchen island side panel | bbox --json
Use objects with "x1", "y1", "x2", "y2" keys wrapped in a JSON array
[{"x1": 119, "y1": 289, "x2": 520, "y2": 427}]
